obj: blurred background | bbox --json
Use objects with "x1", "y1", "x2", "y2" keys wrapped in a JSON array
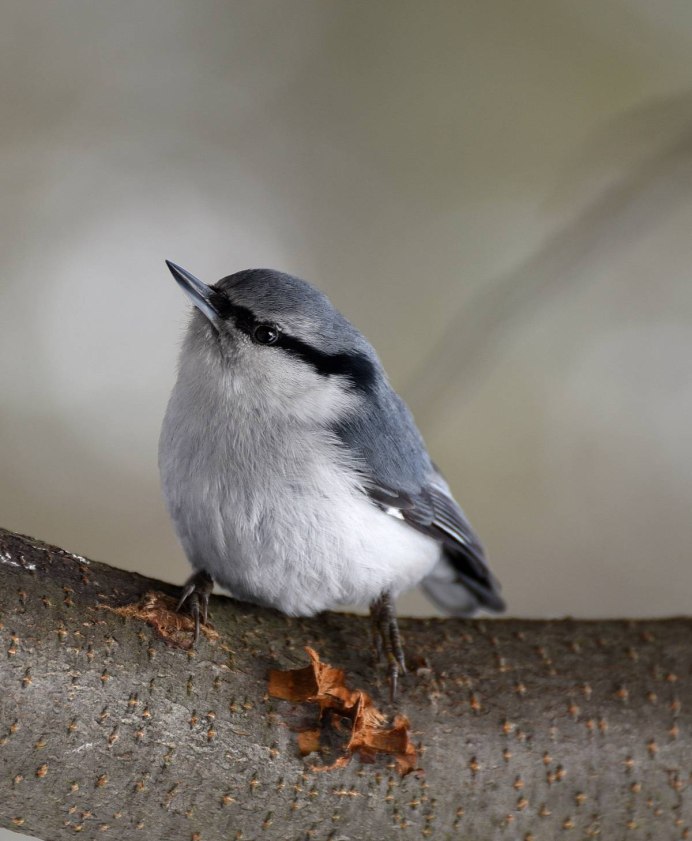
[
  {"x1": 3, "y1": 2, "x2": 692, "y2": 835},
  {"x1": 4, "y1": 1, "x2": 692, "y2": 628}
]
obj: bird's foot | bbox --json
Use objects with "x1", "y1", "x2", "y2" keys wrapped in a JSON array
[
  {"x1": 370, "y1": 591, "x2": 406, "y2": 701},
  {"x1": 176, "y1": 570, "x2": 214, "y2": 643}
]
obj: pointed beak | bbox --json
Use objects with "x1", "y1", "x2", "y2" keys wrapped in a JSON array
[{"x1": 165, "y1": 260, "x2": 221, "y2": 322}]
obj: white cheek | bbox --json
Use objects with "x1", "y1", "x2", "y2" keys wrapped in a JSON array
[
  {"x1": 285, "y1": 373, "x2": 359, "y2": 424},
  {"x1": 186, "y1": 329, "x2": 361, "y2": 424},
  {"x1": 243, "y1": 349, "x2": 359, "y2": 423}
]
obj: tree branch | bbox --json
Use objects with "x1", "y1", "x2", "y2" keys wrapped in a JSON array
[{"x1": 0, "y1": 527, "x2": 690, "y2": 840}]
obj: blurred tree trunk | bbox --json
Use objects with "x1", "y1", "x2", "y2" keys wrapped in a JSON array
[{"x1": 0, "y1": 527, "x2": 690, "y2": 841}]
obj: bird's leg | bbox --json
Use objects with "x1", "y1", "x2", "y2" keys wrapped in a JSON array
[
  {"x1": 370, "y1": 597, "x2": 385, "y2": 662},
  {"x1": 176, "y1": 570, "x2": 214, "y2": 643},
  {"x1": 369, "y1": 591, "x2": 406, "y2": 701}
]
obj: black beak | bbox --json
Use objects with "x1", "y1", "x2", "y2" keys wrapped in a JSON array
[{"x1": 165, "y1": 260, "x2": 221, "y2": 322}]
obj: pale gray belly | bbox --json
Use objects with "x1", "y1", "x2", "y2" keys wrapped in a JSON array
[{"x1": 162, "y1": 450, "x2": 440, "y2": 615}]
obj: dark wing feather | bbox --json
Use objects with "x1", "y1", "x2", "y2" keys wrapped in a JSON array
[{"x1": 367, "y1": 471, "x2": 504, "y2": 612}]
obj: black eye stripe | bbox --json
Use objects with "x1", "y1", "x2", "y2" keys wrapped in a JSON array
[
  {"x1": 209, "y1": 293, "x2": 254, "y2": 330},
  {"x1": 276, "y1": 335, "x2": 376, "y2": 392},
  {"x1": 211, "y1": 292, "x2": 376, "y2": 392}
]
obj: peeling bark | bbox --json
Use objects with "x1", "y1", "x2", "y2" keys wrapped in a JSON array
[{"x1": 0, "y1": 527, "x2": 690, "y2": 841}]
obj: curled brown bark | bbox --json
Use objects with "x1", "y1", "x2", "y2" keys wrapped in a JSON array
[{"x1": 0, "y1": 527, "x2": 690, "y2": 840}]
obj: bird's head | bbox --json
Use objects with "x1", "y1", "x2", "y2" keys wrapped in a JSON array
[{"x1": 165, "y1": 261, "x2": 381, "y2": 422}]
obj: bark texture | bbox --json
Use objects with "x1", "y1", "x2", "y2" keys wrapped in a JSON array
[{"x1": 0, "y1": 527, "x2": 691, "y2": 841}]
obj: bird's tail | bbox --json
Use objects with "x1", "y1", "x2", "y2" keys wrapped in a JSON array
[{"x1": 421, "y1": 554, "x2": 505, "y2": 616}]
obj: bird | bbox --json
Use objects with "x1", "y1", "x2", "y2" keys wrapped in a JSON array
[{"x1": 159, "y1": 261, "x2": 505, "y2": 696}]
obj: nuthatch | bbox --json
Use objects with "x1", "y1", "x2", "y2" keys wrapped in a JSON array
[{"x1": 159, "y1": 262, "x2": 504, "y2": 695}]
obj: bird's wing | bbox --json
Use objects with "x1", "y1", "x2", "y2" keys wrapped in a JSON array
[
  {"x1": 331, "y1": 382, "x2": 504, "y2": 611},
  {"x1": 367, "y1": 467, "x2": 505, "y2": 612}
]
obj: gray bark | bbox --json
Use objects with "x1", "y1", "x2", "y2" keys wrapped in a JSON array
[{"x1": 0, "y1": 527, "x2": 690, "y2": 841}]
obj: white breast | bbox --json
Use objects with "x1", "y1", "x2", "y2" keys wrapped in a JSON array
[{"x1": 159, "y1": 354, "x2": 441, "y2": 616}]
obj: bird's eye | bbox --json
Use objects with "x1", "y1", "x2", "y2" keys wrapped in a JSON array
[{"x1": 252, "y1": 323, "x2": 280, "y2": 345}]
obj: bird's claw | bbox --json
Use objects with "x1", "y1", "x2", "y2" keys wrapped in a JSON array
[
  {"x1": 370, "y1": 592, "x2": 406, "y2": 701},
  {"x1": 177, "y1": 570, "x2": 214, "y2": 643}
]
